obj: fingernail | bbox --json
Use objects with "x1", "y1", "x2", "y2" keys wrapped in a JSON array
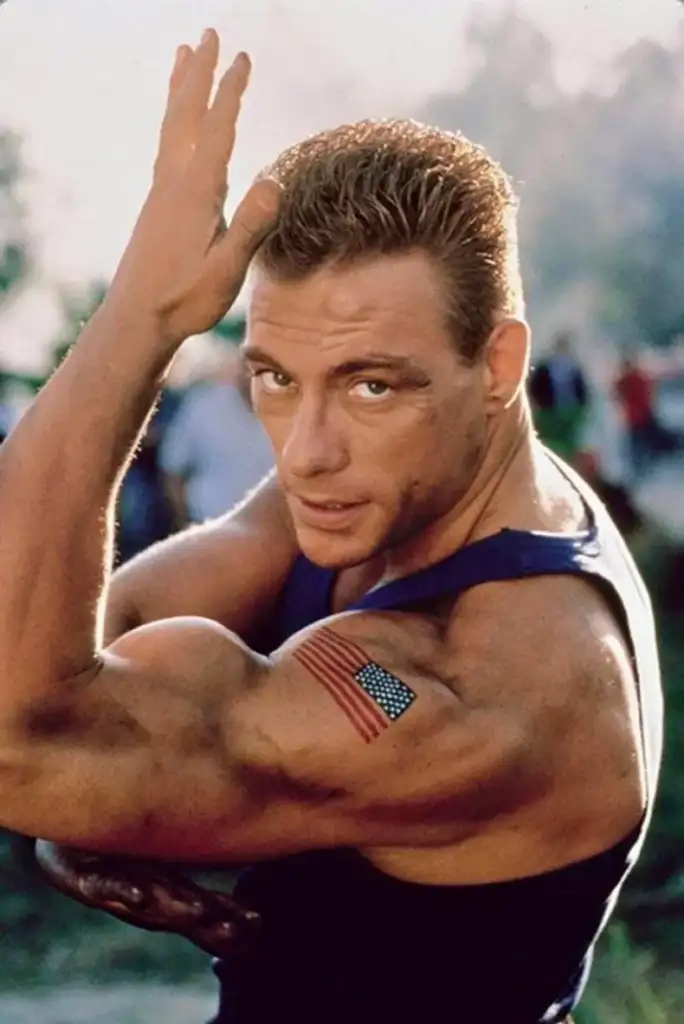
[{"x1": 201, "y1": 28, "x2": 213, "y2": 45}]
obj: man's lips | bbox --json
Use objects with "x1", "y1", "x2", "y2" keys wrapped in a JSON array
[
  {"x1": 291, "y1": 496, "x2": 369, "y2": 530},
  {"x1": 297, "y1": 497, "x2": 366, "y2": 511}
]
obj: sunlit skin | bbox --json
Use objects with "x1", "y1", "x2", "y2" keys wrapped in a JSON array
[{"x1": 246, "y1": 250, "x2": 532, "y2": 580}]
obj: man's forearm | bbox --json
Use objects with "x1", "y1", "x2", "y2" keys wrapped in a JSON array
[{"x1": 0, "y1": 302, "x2": 178, "y2": 708}]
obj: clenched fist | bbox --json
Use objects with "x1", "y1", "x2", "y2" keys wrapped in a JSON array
[{"x1": 36, "y1": 841, "x2": 260, "y2": 957}]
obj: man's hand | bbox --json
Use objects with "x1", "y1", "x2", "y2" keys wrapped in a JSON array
[
  {"x1": 0, "y1": 28, "x2": 282, "y2": 704},
  {"x1": 35, "y1": 841, "x2": 259, "y2": 957},
  {"x1": 108, "y1": 28, "x2": 281, "y2": 345}
]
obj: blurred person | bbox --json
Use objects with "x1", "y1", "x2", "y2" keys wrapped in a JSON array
[
  {"x1": 574, "y1": 384, "x2": 643, "y2": 536},
  {"x1": 160, "y1": 345, "x2": 273, "y2": 526},
  {"x1": 117, "y1": 388, "x2": 180, "y2": 562},
  {"x1": 613, "y1": 353, "x2": 680, "y2": 477},
  {"x1": 0, "y1": 31, "x2": 661, "y2": 1024},
  {"x1": 0, "y1": 372, "x2": 21, "y2": 443},
  {"x1": 529, "y1": 331, "x2": 591, "y2": 465}
]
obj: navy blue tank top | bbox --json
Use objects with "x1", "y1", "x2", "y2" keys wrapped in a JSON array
[{"x1": 214, "y1": 461, "x2": 662, "y2": 1024}]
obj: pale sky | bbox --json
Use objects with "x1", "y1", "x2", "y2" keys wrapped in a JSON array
[{"x1": 0, "y1": 0, "x2": 682, "y2": 370}]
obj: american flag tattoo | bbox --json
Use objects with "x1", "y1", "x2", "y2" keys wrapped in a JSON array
[{"x1": 292, "y1": 626, "x2": 417, "y2": 743}]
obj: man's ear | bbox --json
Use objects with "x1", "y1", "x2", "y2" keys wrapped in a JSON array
[{"x1": 482, "y1": 318, "x2": 531, "y2": 413}]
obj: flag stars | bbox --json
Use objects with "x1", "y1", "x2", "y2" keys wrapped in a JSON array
[{"x1": 355, "y1": 663, "x2": 417, "y2": 721}]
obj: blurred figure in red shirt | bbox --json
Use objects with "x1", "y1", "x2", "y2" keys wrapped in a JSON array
[{"x1": 614, "y1": 355, "x2": 678, "y2": 477}]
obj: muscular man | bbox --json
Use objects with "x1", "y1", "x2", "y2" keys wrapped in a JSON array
[{"x1": 0, "y1": 29, "x2": 662, "y2": 1024}]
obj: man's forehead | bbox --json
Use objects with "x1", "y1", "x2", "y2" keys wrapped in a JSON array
[
  {"x1": 249, "y1": 252, "x2": 444, "y2": 324},
  {"x1": 246, "y1": 253, "x2": 449, "y2": 367}
]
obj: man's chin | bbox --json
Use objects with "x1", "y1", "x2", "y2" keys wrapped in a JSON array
[{"x1": 295, "y1": 525, "x2": 379, "y2": 570}]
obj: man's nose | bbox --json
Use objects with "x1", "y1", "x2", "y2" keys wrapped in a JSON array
[{"x1": 282, "y1": 400, "x2": 349, "y2": 479}]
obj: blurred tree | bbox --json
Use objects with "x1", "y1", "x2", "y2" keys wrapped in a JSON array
[
  {"x1": 0, "y1": 129, "x2": 31, "y2": 307},
  {"x1": 212, "y1": 312, "x2": 246, "y2": 346},
  {"x1": 589, "y1": 40, "x2": 684, "y2": 346},
  {"x1": 50, "y1": 279, "x2": 108, "y2": 368},
  {"x1": 421, "y1": 14, "x2": 684, "y2": 349}
]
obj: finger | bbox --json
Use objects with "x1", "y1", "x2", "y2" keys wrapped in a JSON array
[
  {"x1": 154, "y1": 45, "x2": 194, "y2": 179},
  {"x1": 82, "y1": 876, "x2": 145, "y2": 907},
  {"x1": 212, "y1": 891, "x2": 260, "y2": 924},
  {"x1": 173, "y1": 29, "x2": 220, "y2": 142},
  {"x1": 193, "y1": 920, "x2": 242, "y2": 956},
  {"x1": 169, "y1": 44, "x2": 194, "y2": 94},
  {"x1": 148, "y1": 885, "x2": 206, "y2": 921},
  {"x1": 107, "y1": 881, "x2": 145, "y2": 906},
  {"x1": 205, "y1": 177, "x2": 282, "y2": 302},
  {"x1": 198, "y1": 51, "x2": 252, "y2": 175},
  {"x1": 156, "y1": 29, "x2": 219, "y2": 176}
]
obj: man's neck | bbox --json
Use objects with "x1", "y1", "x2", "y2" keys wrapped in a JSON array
[{"x1": 380, "y1": 399, "x2": 539, "y2": 583}]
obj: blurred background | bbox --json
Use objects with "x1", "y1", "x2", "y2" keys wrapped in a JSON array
[{"x1": 1, "y1": 1, "x2": 684, "y2": 1021}]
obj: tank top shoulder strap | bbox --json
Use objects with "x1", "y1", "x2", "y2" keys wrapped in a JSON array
[{"x1": 350, "y1": 520, "x2": 601, "y2": 614}]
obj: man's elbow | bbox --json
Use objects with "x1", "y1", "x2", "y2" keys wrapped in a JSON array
[
  {"x1": 0, "y1": 728, "x2": 49, "y2": 833},
  {"x1": 103, "y1": 603, "x2": 141, "y2": 646}
]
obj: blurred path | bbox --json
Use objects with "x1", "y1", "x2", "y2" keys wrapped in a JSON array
[
  {"x1": 634, "y1": 452, "x2": 684, "y2": 542},
  {"x1": 1, "y1": 984, "x2": 216, "y2": 1024}
]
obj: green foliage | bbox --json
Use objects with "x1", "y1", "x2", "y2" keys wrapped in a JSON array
[
  {"x1": 0, "y1": 130, "x2": 31, "y2": 304},
  {"x1": 0, "y1": 242, "x2": 28, "y2": 297},
  {"x1": 50, "y1": 281, "x2": 109, "y2": 368},
  {"x1": 579, "y1": 925, "x2": 679, "y2": 1023},
  {"x1": 0, "y1": 835, "x2": 208, "y2": 988},
  {"x1": 212, "y1": 313, "x2": 247, "y2": 346}
]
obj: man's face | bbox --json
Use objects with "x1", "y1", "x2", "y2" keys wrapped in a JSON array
[{"x1": 246, "y1": 252, "x2": 490, "y2": 569}]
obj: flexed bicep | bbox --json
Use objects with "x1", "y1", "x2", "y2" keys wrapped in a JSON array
[{"x1": 0, "y1": 612, "x2": 526, "y2": 861}]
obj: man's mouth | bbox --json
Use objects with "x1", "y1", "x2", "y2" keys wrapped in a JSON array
[
  {"x1": 293, "y1": 496, "x2": 368, "y2": 530},
  {"x1": 302, "y1": 499, "x2": 357, "y2": 510}
]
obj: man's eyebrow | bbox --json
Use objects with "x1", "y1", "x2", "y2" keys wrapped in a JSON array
[
  {"x1": 242, "y1": 345, "x2": 286, "y2": 369},
  {"x1": 330, "y1": 354, "x2": 426, "y2": 378},
  {"x1": 242, "y1": 346, "x2": 430, "y2": 382}
]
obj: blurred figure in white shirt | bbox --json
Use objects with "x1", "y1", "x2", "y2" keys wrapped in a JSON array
[{"x1": 160, "y1": 346, "x2": 273, "y2": 526}]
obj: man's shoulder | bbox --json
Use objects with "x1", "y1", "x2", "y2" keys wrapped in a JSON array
[
  {"x1": 441, "y1": 570, "x2": 633, "y2": 717},
  {"x1": 438, "y1": 573, "x2": 646, "y2": 834}
]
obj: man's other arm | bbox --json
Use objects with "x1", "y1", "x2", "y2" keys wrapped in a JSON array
[{"x1": 106, "y1": 471, "x2": 297, "y2": 645}]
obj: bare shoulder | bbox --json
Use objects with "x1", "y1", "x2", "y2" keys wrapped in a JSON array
[
  {"x1": 107, "y1": 473, "x2": 298, "y2": 639},
  {"x1": 444, "y1": 571, "x2": 638, "y2": 717},
  {"x1": 441, "y1": 572, "x2": 646, "y2": 842}
]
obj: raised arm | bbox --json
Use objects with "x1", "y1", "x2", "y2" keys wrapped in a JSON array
[
  {"x1": 0, "y1": 30, "x2": 281, "y2": 714},
  {"x1": 17, "y1": 33, "x2": 291, "y2": 950}
]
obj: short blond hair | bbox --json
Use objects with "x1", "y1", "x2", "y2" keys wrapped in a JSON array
[{"x1": 258, "y1": 119, "x2": 524, "y2": 362}]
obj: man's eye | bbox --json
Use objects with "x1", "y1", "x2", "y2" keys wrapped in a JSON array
[
  {"x1": 257, "y1": 370, "x2": 293, "y2": 393},
  {"x1": 350, "y1": 380, "x2": 393, "y2": 400}
]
